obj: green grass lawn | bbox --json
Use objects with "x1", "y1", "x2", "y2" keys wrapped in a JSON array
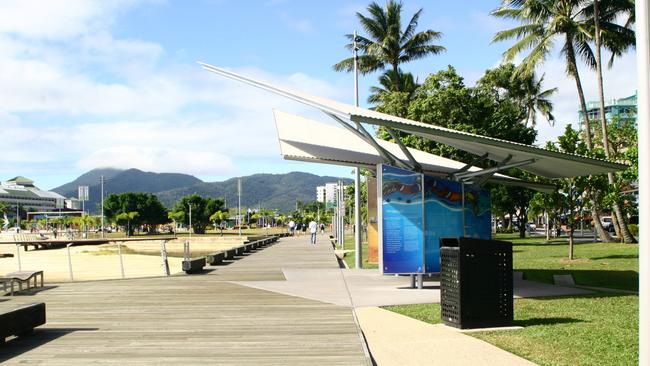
[
  {"x1": 501, "y1": 233, "x2": 639, "y2": 291},
  {"x1": 342, "y1": 234, "x2": 378, "y2": 269},
  {"x1": 384, "y1": 233, "x2": 639, "y2": 366},
  {"x1": 386, "y1": 294, "x2": 638, "y2": 366}
]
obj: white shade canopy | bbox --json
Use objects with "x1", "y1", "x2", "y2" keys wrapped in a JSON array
[
  {"x1": 200, "y1": 62, "x2": 627, "y2": 179},
  {"x1": 274, "y1": 110, "x2": 554, "y2": 193}
]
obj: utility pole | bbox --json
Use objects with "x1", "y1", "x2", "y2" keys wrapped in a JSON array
[
  {"x1": 100, "y1": 175, "x2": 105, "y2": 239},
  {"x1": 188, "y1": 203, "x2": 192, "y2": 238},
  {"x1": 353, "y1": 29, "x2": 363, "y2": 268},
  {"x1": 238, "y1": 178, "x2": 242, "y2": 237},
  {"x1": 635, "y1": 1, "x2": 649, "y2": 363}
]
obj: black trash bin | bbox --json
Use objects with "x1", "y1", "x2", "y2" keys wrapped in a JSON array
[{"x1": 439, "y1": 237, "x2": 513, "y2": 329}]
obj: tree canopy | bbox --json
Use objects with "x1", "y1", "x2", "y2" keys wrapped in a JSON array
[
  {"x1": 104, "y1": 192, "x2": 168, "y2": 234},
  {"x1": 171, "y1": 194, "x2": 225, "y2": 234}
]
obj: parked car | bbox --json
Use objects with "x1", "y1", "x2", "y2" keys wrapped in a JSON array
[{"x1": 600, "y1": 216, "x2": 615, "y2": 232}]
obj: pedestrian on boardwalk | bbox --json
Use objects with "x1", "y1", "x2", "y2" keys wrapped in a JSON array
[
  {"x1": 309, "y1": 220, "x2": 317, "y2": 244},
  {"x1": 301, "y1": 221, "x2": 307, "y2": 236},
  {"x1": 288, "y1": 220, "x2": 295, "y2": 236},
  {"x1": 320, "y1": 223, "x2": 325, "y2": 234}
]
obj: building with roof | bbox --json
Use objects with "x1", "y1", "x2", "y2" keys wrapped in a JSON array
[
  {"x1": 0, "y1": 176, "x2": 66, "y2": 214},
  {"x1": 316, "y1": 183, "x2": 339, "y2": 204},
  {"x1": 579, "y1": 92, "x2": 637, "y2": 123}
]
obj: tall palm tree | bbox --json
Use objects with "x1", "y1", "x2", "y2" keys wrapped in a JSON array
[
  {"x1": 521, "y1": 72, "x2": 558, "y2": 127},
  {"x1": 491, "y1": 0, "x2": 615, "y2": 242},
  {"x1": 367, "y1": 69, "x2": 419, "y2": 104},
  {"x1": 492, "y1": 0, "x2": 596, "y2": 149},
  {"x1": 333, "y1": 0, "x2": 445, "y2": 91},
  {"x1": 590, "y1": 0, "x2": 636, "y2": 243}
]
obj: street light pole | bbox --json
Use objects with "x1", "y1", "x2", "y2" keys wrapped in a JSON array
[
  {"x1": 100, "y1": 175, "x2": 105, "y2": 239},
  {"x1": 238, "y1": 178, "x2": 242, "y2": 237},
  {"x1": 353, "y1": 29, "x2": 363, "y2": 269},
  {"x1": 636, "y1": 1, "x2": 649, "y2": 363},
  {"x1": 188, "y1": 203, "x2": 192, "y2": 238}
]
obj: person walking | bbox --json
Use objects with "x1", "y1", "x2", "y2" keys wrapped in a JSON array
[
  {"x1": 288, "y1": 220, "x2": 295, "y2": 236},
  {"x1": 309, "y1": 219, "x2": 317, "y2": 245}
]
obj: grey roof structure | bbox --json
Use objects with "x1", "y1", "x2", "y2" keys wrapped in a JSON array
[{"x1": 200, "y1": 62, "x2": 628, "y2": 180}]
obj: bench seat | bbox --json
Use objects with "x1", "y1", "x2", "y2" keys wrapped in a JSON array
[
  {"x1": 0, "y1": 302, "x2": 46, "y2": 344},
  {"x1": 1, "y1": 270, "x2": 44, "y2": 296},
  {"x1": 182, "y1": 258, "x2": 206, "y2": 274}
]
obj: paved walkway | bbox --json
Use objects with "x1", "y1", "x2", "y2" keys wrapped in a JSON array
[
  {"x1": 356, "y1": 307, "x2": 536, "y2": 366},
  {"x1": 0, "y1": 236, "x2": 369, "y2": 365},
  {"x1": 2, "y1": 233, "x2": 593, "y2": 365}
]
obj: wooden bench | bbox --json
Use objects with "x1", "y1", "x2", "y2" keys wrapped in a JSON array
[
  {"x1": 0, "y1": 302, "x2": 46, "y2": 344},
  {"x1": 182, "y1": 258, "x2": 206, "y2": 274},
  {"x1": 206, "y1": 252, "x2": 225, "y2": 265},
  {"x1": 1, "y1": 271, "x2": 44, "y2": 296}
]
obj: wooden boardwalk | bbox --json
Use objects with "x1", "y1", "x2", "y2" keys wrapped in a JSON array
[{"x1": 0, "y1": 235, "x2": 369, "y2": 365}]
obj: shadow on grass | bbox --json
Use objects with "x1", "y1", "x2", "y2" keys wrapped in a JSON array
[
  {"x1": 590, "y1": 254, "x2": 639, "y2": 260},
  {"x1": 0, "y1": 327, "x2": 98, "y2": 362},
  {"x1": 514, "y1": 317, "x2": 584, "y2": 327},
  {"x1": 520, "y1": 268, "x2": 638, "y2": 292}
]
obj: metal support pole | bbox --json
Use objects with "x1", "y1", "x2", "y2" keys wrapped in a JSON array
[
  {"x1": 636, "y1": 1, "x2": 650, "y2": 363},
  {"x1": 183, "y1": 241, "x2": 190, "y2": 262},
  {"x1": 117, "y1": 241, "x2": 125, "y2": 279},
  {"x1": 188, "y1": 203, "x2": 192, "y2": 238},
  {"x1": 101, "y1": 175, "x2": 105, "y2": 239},
  {"x1": 66, "y1": 243, "x2": 74, "y2": 281},
  {"x1": 160, "y1": 240, "x2": 170, "y2": 276},
  {"x1": 410, "y1": 274, "x2": 416, "y2": 289},
  {"x1": 238, "y1": 178, "x2": 242, "y2": 237},
  {"x1": 417, "y1": 274, "x2": 423, "y2": 289},
  {"x1": 353, "y1": 29, "x2": 363, "y2": 269},
  {"x1": 15, "y1": 244, "x2": 21, "y2": 271}
]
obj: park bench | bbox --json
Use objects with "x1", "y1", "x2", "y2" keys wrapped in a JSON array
[
  {"x1": 206, "y1": 252, "x2": 225, "y2": 265},
  {"x1": 1, "y1": 270, "x2": 44, "y2": 296},
  {"x1": 182, "y1": 258, "x2": 206, "y2": 274},
  {"x1": 0, "y1": 302, "x2": 46, "y2": 344},
  {"x1": 0, "y1": 253, "x2": 14, "y2": 258}
]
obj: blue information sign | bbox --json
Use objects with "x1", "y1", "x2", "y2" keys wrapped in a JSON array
[
  {"x1": 378, "y1": 164, "x2": 491, "y2": 274},
  {"x1": 379, "y1": 165, "x2": 424, "y2": 274}
]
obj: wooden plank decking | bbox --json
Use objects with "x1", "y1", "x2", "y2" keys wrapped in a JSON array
[{"x1": 0, "y1": 235, "x2": 369, "y2": 365}]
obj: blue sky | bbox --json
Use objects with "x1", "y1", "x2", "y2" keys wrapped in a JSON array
[{"x1": 0, "y1": 0, "x2": 636, "y2": 190}]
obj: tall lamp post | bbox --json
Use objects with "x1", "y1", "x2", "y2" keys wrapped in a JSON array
[
  {"x1": 188, "y1": 203, "x2": 192, "y2": 238},
  {"x1": 636, "y1": 1, "x2": 649, "y2": 363},
  {"x1": 238, "y1": 178, "x2": 242, "y2": 237},
  {"x1": 100, "y1": 175, "x2": 105, "y2": 239},
  {"x1": 353, "y1": 30, "x2": 363, "y2": 269}
]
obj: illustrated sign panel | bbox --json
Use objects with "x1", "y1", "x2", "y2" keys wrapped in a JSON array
[
  {"x1": 423, "y1": 176, "x2": 464, "y2": 273},
  {"x1": 379, "y1": 165, "x2": 424, "y2": 274},
  {"x1": 378, "y1": 164, "x2": 492, "y2": 274}
]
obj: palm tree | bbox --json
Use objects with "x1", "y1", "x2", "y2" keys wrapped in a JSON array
[
  {"x1": 590, "y1": 0, "x2": 636, "y2": 243},
  {"x1": 521, "y1": 72, "x2": 557, "y2": 128},
  {"x1": 492, "y1": 0, "x2": 596, "y2": 148},
  {"x1": 333, "y1": 0, "x2": 445, "y2": 91},
  {"x1": 210, "y1": 211, "x2": 229, "y2": 236},
  {"x1": 368, "y1": 69, "x2": 419, "y2": 104},
  {"x1": 492, "y1": 0, "x2": 614, "y2": 242}
]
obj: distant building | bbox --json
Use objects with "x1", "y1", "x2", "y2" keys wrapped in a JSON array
[
  {"x1": 316, "y1": 183, "x2": 340, "y2": 204},
  {"x1": 0, "y1": 176, "x2": 67, "y2": 214},
  {"x1": 579, "y1": 92, "x2": 637, "y2": 123}
]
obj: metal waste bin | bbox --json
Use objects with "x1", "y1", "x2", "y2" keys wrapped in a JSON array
[{"x1": 440, "y1": 237, "x2": 513, "y2": 329}]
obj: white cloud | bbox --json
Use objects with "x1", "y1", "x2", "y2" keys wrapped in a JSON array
[
  {"x1": 535, "y1": 51, "x2": 637, "y2": 145},
  {"x1": 77, "y1": 146, "x2": 237, "y2": 175},
  {"x1": 279, "y1": 12, "x2": 313, "y2": 33},
  {"x1": 0, "y1": 0, "x2": 140, "y2": 40}
]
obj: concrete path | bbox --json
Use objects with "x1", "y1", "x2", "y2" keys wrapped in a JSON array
[
  {"x1": 356, "y1": 307, "x2": 537, "y2": 366},
  {"x1": 234, "y1": 235, "x2": 592, "y2": 308}
]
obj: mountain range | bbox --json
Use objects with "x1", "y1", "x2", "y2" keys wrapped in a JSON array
[{"x1": 52, "y1": 168, "x2": 352, "y2": 213}]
